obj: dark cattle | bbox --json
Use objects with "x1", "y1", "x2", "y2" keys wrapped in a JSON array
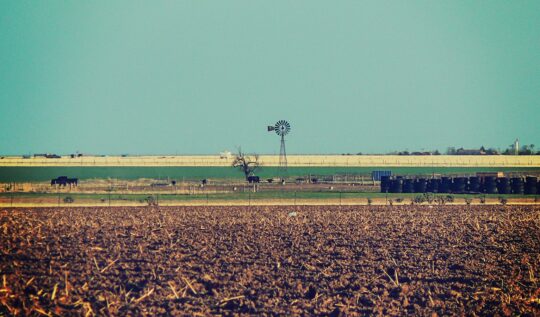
[
  {"x1": 201, "y1": 179, "x2": 208, "y2": 185},
  {"x1": 51, "y1": 176, "x2": 78, "y2": 187},
  {"x1": 247, "y1": 176, "x2": 260, "y2": 183}
]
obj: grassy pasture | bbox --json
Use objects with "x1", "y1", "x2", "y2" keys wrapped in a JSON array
[{"x1": 1, "y1": 166, "x2": 539, "y2": 182}]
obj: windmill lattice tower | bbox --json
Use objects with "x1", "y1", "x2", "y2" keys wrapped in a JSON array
[{"x1": 267, "y1": 120, "x2": 291, "y2": 176}]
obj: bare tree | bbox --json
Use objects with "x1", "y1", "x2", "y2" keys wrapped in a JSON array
[{"x1": 232, "y1": 148, "x2": 260, "y2": 180}]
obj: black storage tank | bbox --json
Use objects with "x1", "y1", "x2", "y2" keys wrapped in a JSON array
[
  {"x1": 380, "y1": 175, "x2": 391, "y2": 193},
  {"x1": 496, "y1": 177, "x2": 511, "y2": 195},
  {"x1": 427, "y1": 179, "x2": 439, "y2": 193},
  {"x1": 390, "y1": 178, "x2": 403, "y2": 193},
  {"x1": 402, "y1": 179, "x2": 414, "y2": 193},
  {"x1": 452, "y1": 177, "x2": 467, "y2": 193},
  {"x1": 413, "y1": 178, "x2": 427, "y2": 193},
  {"x1": 511, "y1": 177, "x2": 524, "y2": 194},
  {"x1": 439, "y1": 177, "x2": 451, "y2": 193},
  {"x1": 525, "y1": 177, "x2": 538, "y2": 195},
  {"x1": 468, "y1": 177, "x2": 480, "y2": 193},
  {"x1": 483, "y1": 176, "x2": 497, "y2": 194}
]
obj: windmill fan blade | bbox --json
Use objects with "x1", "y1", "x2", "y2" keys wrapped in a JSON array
[{"x1": 273, "y1": 120, "x2": 291, "y2": 136}]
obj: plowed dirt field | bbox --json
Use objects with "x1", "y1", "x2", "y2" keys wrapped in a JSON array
[{"x1": 1, "y1": 206, "x2": 539, "y2": 316}]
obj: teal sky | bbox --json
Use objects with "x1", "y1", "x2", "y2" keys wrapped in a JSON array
[{"x1": 1, "y1": 1, "x2": 539, "y2": 155}]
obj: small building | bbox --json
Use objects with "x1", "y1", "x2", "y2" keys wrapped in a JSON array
[
  {"x1": 220, "y1": 151, "x2": 232, "y2": 159},
  {"x1": 372, "y1": 170, "x2": 392, "y2": 181},
  {"x1": 456, "y1": 148, "x2": 486, "y2": 155}
]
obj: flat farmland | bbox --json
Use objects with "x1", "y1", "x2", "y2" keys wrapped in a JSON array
[{"x1": 1, "y1": 206, "x2": 539, "y2": 316}]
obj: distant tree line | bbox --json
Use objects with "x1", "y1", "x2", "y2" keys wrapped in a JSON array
[
  {"x1": 344, "y1": 143, "x2": 538, "y2": 156},
  {"x1": 446, "y1": 144, "x2": 537, "y2": 155}
]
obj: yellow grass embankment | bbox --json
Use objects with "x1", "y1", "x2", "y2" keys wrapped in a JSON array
[{"x1": 1, "y1": 155, "x2": 539, "y2": 167}]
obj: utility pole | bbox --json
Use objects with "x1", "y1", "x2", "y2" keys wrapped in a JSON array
[{"x1": 108, "y1": 184, "x2": 112, "y2": 207}]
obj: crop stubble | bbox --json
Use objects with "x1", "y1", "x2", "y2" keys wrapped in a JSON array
[{"x1": 1, "y1": 205, "x2": 539, "y2": 316}]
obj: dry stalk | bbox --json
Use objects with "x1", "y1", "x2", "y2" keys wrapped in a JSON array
[
  {"x1": 83, "y1": 301, "x2": 94, "y2": 317},
  {"x1": 381, "y1": 268, "x2": 399, "y2": 287},
  {"x1": 528, "y1": 263, "x2": 536, "y2": 283},
  {"x1": 34, "y1": 308, "x2": 52, "y2": 316},
  {"x1": 181, "y1": 285, "x2": 189, "y2": 297},
  {"x1": 65, "y1": 271, "x2": 70, "y2": 297},
  {"x1": 93, "y1": 257, "x2": 100, "y2": 271},
  {"x1": 51, "y1": 283, "x2": 58, "y2": 301},
  {"x1": 133, "y1": 288, "x2": 155, "y2": 304},
  {"x1": 428, "y1": 290, "x2": 435, "y2": 306},
  {"x1": 25, "y1": 277, "x2": 35, "y2": 287},
  {"x1": 100, "y1": 258, "x2": 119, "y2": 274},
  {"x1": 220, "y1": 295, "x2": 245, "y2": 304},
  {"x1": 183, "y1": 277, "x2": 197, "y2": 295},
  {"x1": 168, "y1": 281, "x2": 180, "y2": 299}
]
